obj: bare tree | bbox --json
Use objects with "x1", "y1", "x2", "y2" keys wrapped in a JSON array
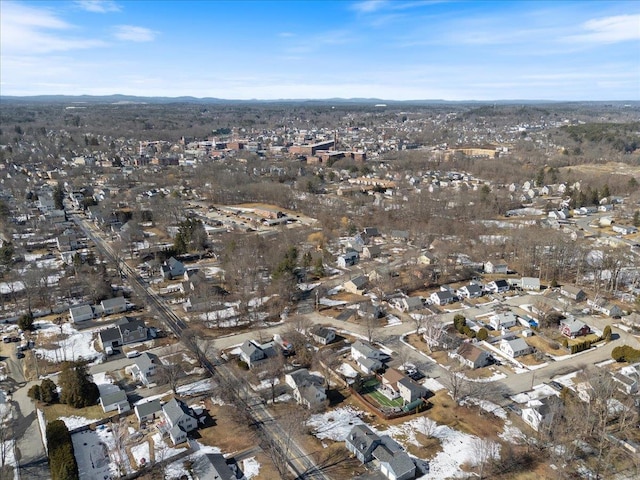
[
  {"x1": 472, "y1": 437, "x2": 500, "y2": 480},
  {"x1": 157, "y1": 362, "x2": 186, "y2": 395},
  {"x1": 421, "y1": 314, "x2": 446, "y2": 351},
  {"x1": 111, "y1": 418, "x2": 130, "y2": 477},
  {"x1": 259, "y1": 355, "x2": 284, "y2": 404}
]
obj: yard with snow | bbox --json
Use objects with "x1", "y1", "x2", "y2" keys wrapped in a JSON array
[{"x1": 34, "y1": 321, "x2": 102, "y2": 364}]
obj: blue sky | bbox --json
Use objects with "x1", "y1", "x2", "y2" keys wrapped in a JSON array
[{"x1": 1, "y1": 0, "x2": 639, "y2": 100}]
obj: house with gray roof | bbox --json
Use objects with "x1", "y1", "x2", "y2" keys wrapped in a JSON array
[
  {"x1": 69, "y1": 304, "x2": 95, "y2": 323},
  {"x1": 285, "y1": 369, "x2": 327, "y2": 409},
  {"x1": 163, "y1": 398, "x2": 197, "y2": 445},
  {"x1": 134, "y1": 399, "x2": 162, "y2": 423},
  {"x1": 500, "y1": 338, "x2": 532, "y2": 358},
  {"x1": 99, "y1": 389, "x2": 130, "y2": 414},
  {"x1": 127, "y1": 352, "x2": 160, "y2": 386},
  {"x1": 345, "y1": 424, "x2": 415, "y2": 480},
  {"x1": 309, "y1": 326, "x2": 336, "y2": 345},
  {"x1": 98, "y1": 317, "x2": 148, "y2": 350},
  {"x1": 344, "y1": 275, "x2": 368, "y2": 295},
  {"x1": 239, "y1": 339, "x2": 278, "y2": 368},
  {"x1": 100, "y1": 296, "x2": 127, "y2": 316},
  {"x1": 161, "y1": 257, "x2": 186, "y2": 280},
  {"x1": 193, "y1": 453, "x2": 239, "y2": 480},
  {"x1": 351, "y1": 341, "x2": 388, "y2": 374}
]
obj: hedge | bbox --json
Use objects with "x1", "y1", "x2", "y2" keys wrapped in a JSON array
[{"x1": 46, "y1": 420, "x2": 79, "y2": 480}]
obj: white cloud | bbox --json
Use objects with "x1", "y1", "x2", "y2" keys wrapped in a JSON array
[
  {"x1": 0, "y1": 2, "x2": 107, "y2": 54},
  {"x1": 565, "y1": 14, "x2": 640, "y2": 44},
  {"x1": 351, "y1": 0, "x2": 388, "y2": 14},
  {"x1": 75, "y1": 0, "x2": 121, "y2": 13},
  {"x1": 113, "y1": 25, "x2": 157, "y2": 42}
]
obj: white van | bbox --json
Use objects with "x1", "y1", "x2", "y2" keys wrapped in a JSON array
[{"x1": 126, "y1": 350, "x2": 140, "y2": 358}]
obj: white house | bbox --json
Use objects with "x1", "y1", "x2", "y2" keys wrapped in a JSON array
[
  {"x1": 520, "y1": 277, "x2": 541, "y2": 291},
  {"x1": 500, "y1": 338, "x2": 532, "y2": 358},
  {"x1": 486, "y1": 280, "x2": 510, "y2": 294},
  {"x1": 337, "y1": 251, "x2": 359, "y2": 268},
  {"x1": 484, "y1": 260, "x2": 508, "y2": 274},
  {"x1": 285, "y1": 369, "x2": 327, "y2": 409},
  {"x1": 612, "y1": 225, "x2": 638, "y2": 235},
  {"x1": 521, "y1": 395, "x2": 562, "y2": 432},
  {"x1": 457, "y1": 284, "x2": 483, "y2": 299},
  {"x1": 100, "y1": 296, "x2": 127, "y2": 316},
  {"x1": 489, "y1": 312, "x2": 518, "y2": 331},
  {"x1": 351, "y1": 340, "x2": 388, "y2": 374},
  {"x1": 344, "y1": 275, "x2": 369, "y2": 295},
  {"x1": 99, "y1": 390, "x2": 130, "y2": 414},
  {"x1": 430, "y1": 290, "x2": 455, "y2": 306},
  {"x1": 69, "y1": 304, "x2": 95, "y2": 323}
]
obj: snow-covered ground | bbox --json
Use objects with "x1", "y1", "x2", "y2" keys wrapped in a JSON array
[
  {"x1": 252, "y1": 378, "x2": 279, "y2": 391},
  {"x1": 163, "y1": 440, "x2": 220, "y2": 479},
  {"x1": 336, "y1": 363, "x2": 359, "y2": 378},
  {"x1": 72, "y1": 424, "x2": 132, "y2": 480},
  {"x1": 307, "y1": 406, "x2": 366, "y2": 441},
  {"x1": 385, "y1": 315, "x2": 402, "y2": 327},
  {"x1": 130, "y1": 441, "x2": 151, "y2": 468},
  {"x1": 243, "y1": 457, "x2": 261, "y2": 479},
  {"x1": 176, "y1": 378, "x2": 214, "y2": 396},
  {"x1": 60, "y1": 415, "x2": 95, "y2": 430},
  {"x1": 152, "y1": 432, "x2": 188, "y2": 462},
  {"x1": 34, "y1": 321, "x2": 102, "y2": 363}
]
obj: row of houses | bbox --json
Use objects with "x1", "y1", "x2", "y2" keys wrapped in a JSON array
[{"x1": 69, "y1": 296, "x2": 128, "y2": 323}]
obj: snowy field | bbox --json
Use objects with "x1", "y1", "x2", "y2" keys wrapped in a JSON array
[
  {"x1": 72, "y1": 425, "x2": 132, "y2": 479},
  {"x1": 34, "y1": 321, "x2": 102, "y2": 363}
]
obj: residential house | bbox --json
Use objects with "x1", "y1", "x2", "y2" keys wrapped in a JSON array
[
  {"x1": 390, "y1": 230, "x2": 410, "y2": 242},
  {"x1": 337, "y1": 251, "x2": 359, "y2": 268},
  {"x1": 128, "y1": 352, "x2": 160, "y2": 386},
  {"x1": 612, "y1": 225, "x2": 638, "y2": 235},
  {"x1": 453, "y1": 343, "x2": 491, "y2": 369},
  {"x1": 457, "y1": 284, "x2": 483, "y2": 299},
  {"x1": 587, "y1": 299, "x2": 624, "y2": 318},
  {"x1": 98, "y1": 317, "x2": 148, "y2": 350},
  {"x1": 560, "y1": 285, "x2": 587, "y2": 302},
  {"x1": 400, "y1": 296, "x2": 423, "y2": 312},
  {"x1": 521, "y1": 395, "x2": 562, "y2": 432},
  {"x1": 489, "y1": 312, "x2": 518, "y2": 331},
  {"x1": 344, "y1": 275, "x2": 369, "y2": 295},
  {"x1": 69, "y1": 304, "x2": 95, "y2": 323},
  {"x1": 285, "y1": 369, "x2": 327, "y2": 409},
  {"x1": 163, "y1": 398, "x2": 198, "y2": 444},
  {"x1": 520, "y1": 277, "x2": 541, "y2": 291},
  {"x1": 430, "y1": 290, "x2": 455, "y2": 306},
  {"x1": 363, "y1": 227, "x2": 381, "y2": 238},
  {"x1": 161, "y1": 257, "x2": 186, "y2": 280},
  {"x1": 486, "y1": 279, "x2": 510, "y2": 294},
  {"x1": 500, "y1": 338, "x2": 532, "y2": 358},
  {"x1": 135, "y1": 399, "x2": 162, "y2": 424},
  {"x1": 362, "y1": 245, "x2": 382, "y2": 259},
  {"x1": 56, "y1": 233, "x2": 79, "y2": 252},
  {"x1": 99, "y1": 390, "x2": 130, "y2": 414},
  {"x1": 484, "y1": 260, "x2": 508, "y2": 274},
  {"x1": 100, "y1": 296, "x2": 127, "y2": 316},
  {"x1": 397, "y1": 376, "x2": 427, "y2": 404},
  {"x1": 416, "y1": 251, "x2": 437, "y2": 265},
  {"x1": 560, "y1": 319, "x2": 591, "y2": 338},
  {"x1": 193, "y1": 453, "x2": 238, "y2": 480},
  {"x1": 309, "y1": 326, "x2": 336, "y2": 345},
  {"x1": 351, "y1": 340, "x2": 388, "y2": 374},
  {"x1": 345, "y1": 425, "x2": 416, "y2": 480},
  {"x1": 622, "y1": 312, "x2": 640, "y2": 328},
  {"x1": 239, "y1": 340, "x2": 277, "y2": 368}
]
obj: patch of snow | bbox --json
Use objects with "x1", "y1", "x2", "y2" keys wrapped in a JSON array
[
  {"x1": 327, "y1": 285, "x2": 343, "y2": 295},
  {"x1": 130, "y1": 441, "x2": 150, "y2": 468},
  {"x1": 152, "y1": 432, "x2": 187, "y2": 461},
  {"x1": 243, "y1": 457, "x2": 261, "y2": 479},
  {"x1": 385, "y1": 315, "x2": 402, "y2": 327},
  {"x1": 336, "y1": 363, "x2": 359, "y2": 378},
  {"x1": 60, "y1": 415, "x2": 94, "y2": 430},
  {"x1": 319, "y1": 297, "x2": 347, "y2": 307},
  {"x1": 176, "y1": 378, "x2": 213, "y2": 396},
  {"x1": 298, "y1": 282, "x2": 320, "y2": 292},
  {"x1": 307, "y1": 406, "x2": 366, "y2": 441},
  {"x1": 463, "y1": 398, "x2": 507, "y2": 420},
  {"x1": 253, "y1": 378, "x2": 279, "y2": 391},
  {"x1": 422, "y1": 378, "x2": 446, "y2": 392}
]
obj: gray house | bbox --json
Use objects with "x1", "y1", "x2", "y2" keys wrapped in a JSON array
[
  {"x1": 98, "y1": 317, "x2": 148, "y2": 350},
  {"x1": 162, "y1": 257, "x2": 186, "y2": 280},
  {"x1": 193, "y1": 453, "x2": 239, "y2": 480},
  {"x1": 100, "y1": 296, "x2": 127, "y2": 316},
  {"x1": 345, "y1": 424, "x2": 415, "y2": 480},
  {"x1": 134, "y1": 399, "x2": 162, "y2": 423},
  {"x1": 69, "y1": 304, "x2": 95, "y2": 323},
  {"x1": 239, "y1": 340, "x2": 277, "y2": 368},
  {"x1": 310, "y1": 326, "x2": 336, "y2": 345},
  {"x1": 163, "y1": 398, "x2": 198, "y2": 445},
  {"x1": 99, "y1": 390, "x2": 130, "y2": 414}
]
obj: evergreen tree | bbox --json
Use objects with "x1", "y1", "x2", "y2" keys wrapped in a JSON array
[
  {"x1": 40, "y1": 378, "x2": 59, "y2": 404},
  {"x1": 59, "y1": 361, "x2": 99, "y2": 408},
  {"x1": 18, "y1": 311, "x2": 34, "y2": 330},
  {"x1": 633, "y1": 210, "x2": 640, "y2": 228},
  {"x1": 53, "y1": 182, "x2": 65, "y2": 210}
]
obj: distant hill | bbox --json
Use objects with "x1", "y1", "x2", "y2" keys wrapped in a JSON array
[{"x1": 1, "y1": 94, "x2": 638, "y2": 107}]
